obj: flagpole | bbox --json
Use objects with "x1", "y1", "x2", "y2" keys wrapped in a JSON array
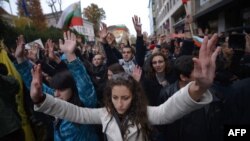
[{"x1": 183, "y1": 3, "x2": 193, "y2": 37}]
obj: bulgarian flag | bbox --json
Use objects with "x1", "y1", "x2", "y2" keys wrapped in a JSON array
[
  {"x1": 56, "y1": 2, "x2": 83, "y2": 29},
  {"x1": 115, "y1": 25, "x2": 128, "y2": 31},
  {"x1": 192, "y1": 35, "x2": 203, "y2": 48},
  {"x1": 182, "y1": 0, "x2": 189, "y2": 4}
]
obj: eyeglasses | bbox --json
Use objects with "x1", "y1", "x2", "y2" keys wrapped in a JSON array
[{"x1": 152, "y1": 60, "x2": 164, "y2": 65}]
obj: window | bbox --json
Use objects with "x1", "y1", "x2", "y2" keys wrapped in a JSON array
[
  {"x1": 167, "y1": 3, "x2": 169, "y2": 12},
  {"x1": 170, "y1": 0, "x2": 172, "y2": 9},
  {"x1": 200, "y1": 0, "x2": 209, "y2": 6}
]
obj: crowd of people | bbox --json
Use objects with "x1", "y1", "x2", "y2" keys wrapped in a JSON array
[{"x1": 0, "y1": 14, "x2": 250, "y2": 141}]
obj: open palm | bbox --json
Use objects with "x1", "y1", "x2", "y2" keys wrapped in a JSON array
[
  {"x1": 15, "y1": 35, "x2": 25, "y2": 59},
  {"x1": 193, "y1": 34, "x2": 221, "y2": 90},
  {"x1": 132, "y1": 15, "x2": 142, "y2": 35},
  {"x1": 59, "y1": 31, "x2": 76, "y2": 54},
  {"x1": 46, "y1": 39, "x2": 57, "y2": 61},
  {"x1": 99, "y1": 22, "x2": 108, "y2": 40},
  {"x1": 30, "y1": 64, "x2": 43, "y2": 103}
]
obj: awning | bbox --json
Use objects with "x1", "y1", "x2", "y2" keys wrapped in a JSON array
[{"x1": 194, "y1": 0, "x2": 233, "y2": 19}]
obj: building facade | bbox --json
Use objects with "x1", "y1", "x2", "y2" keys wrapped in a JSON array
[
  {"x1": 44, "y1": 12, "x2": 95, "y2": 41},
  {"x1": 0, "y1": 7, "x2": 16, "y2": 26},
  {"x1": 194, "y1": 0, "x2": 250, "y2": 33},
  {"x1": 148, "y1": 0, "x2": 155, "y2": 35},
  {"x1": 108, "y1": 25, "x2": 130, "y2": 44},
  {"x1": 148, "y1": 0, "x2": 250, "y2": 36},
  {"x1": 44, "y1": 11, "x2": 62, "y2": 28},
  {"x1": 148, "y1": 0, "x2": 191, "y2": 36}
]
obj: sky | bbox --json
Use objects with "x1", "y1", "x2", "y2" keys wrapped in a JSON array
[{"x1": 1, "y1": 0, "x2": 150, "y2": 36}]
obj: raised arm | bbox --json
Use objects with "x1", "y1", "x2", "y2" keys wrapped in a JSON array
[
  {"x1": 14, "y1": 35, "x2": 54, "y2": 95},
  {"x1": 59, "y1": 31, "x2": 97, "y2": 107},
  {"x1": 183, "y1": 14, "x2": 193, "y2": 39},
  {"x1": 148, "y1": 34, "x2": 221, "y2": 124},
  {"x1": 30, "y1": 64, "x2": 102, "y2": 124},
  {"x1": 132, "y1": 15, "x2": 146, "y2": 67},
  {"x1": 189, "y1": 34, "x2": 221, "y2": 101},
  {"x1": 99, "y1": 23, "x2": 120, "y2": 66}
]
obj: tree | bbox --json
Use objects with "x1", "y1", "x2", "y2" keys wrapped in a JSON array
[
  {"x1": 17, "y1": 0, "x2": 26, "y2": 16},
  {"x1": 0, "y1": 19, "x2": 18, "y2": 48},
  {"x1": 47, "y1": 0, "x2": 59, "y2": 23},
  {"x1": 84, "y1": 3, "x2": 106, "y2": 37},
  {"x1": 29, "y1": 0, "x2": 47, "y2": 30},
  {"x1": 14, "y1": 16, "x2": 32, "y2": 29},
  {"x1": 57, "y1": 0, "x2": 62, "y2": 12},
  {"x1": 17, "y1": 0, "x2": 47, "y2": 30}
]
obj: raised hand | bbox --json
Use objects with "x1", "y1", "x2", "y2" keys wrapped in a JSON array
[
  {"x1": 185, "y1": 14, "x2": 193, "y2": 24},
  {"x1": 15, "y1": 35, "x2": 26, "y2": 63},
  {"x1": 30, "y1": 64, "x2": 44, "y2": 104},
  {"x1": 189, "y1": 34, "x2": 221, "y2": 101},
  {"x1": 46, "y1": 39, "x2": 60, "y2": 63},
  {"x1": 131, "y1": 65, "x2": 142, "y2": 82},
  {"x1": 59, "y1": 31, "x2": 77, "y2": 54},
  {"x1": 132, "y1": 15, "x2": 142, "y2": 36},
  {"x1": 59, "y1": 31, "x2": 77, "y2": 62},
  {"x1": 99, "y1": 22, "x2": 108, "y2": 41}
]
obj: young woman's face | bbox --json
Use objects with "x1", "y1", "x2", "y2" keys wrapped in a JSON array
[
  {"x1": 112, "y1": 85, "x2": 132, "y2": 115},
  {"x1": 152, "y1": 55, "x2": 166, "y2": 73},
  {"x1": 54, "y1": 88, "x2": 73, "y2": 101},
  {"x1": 106, "y1": 33, "x2": 115, "y2": 45},
  {"x1": 92, "y1": 54, "x2": 103, "y2": 67}
]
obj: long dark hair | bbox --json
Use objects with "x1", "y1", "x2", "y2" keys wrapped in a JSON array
[
  {"x1": 144, "y1": 52, "x2": 171, "y2": 79},
  {"x1": 50, "y1": 70, "x2": 83, "y2": 107},
  {"x1": 103, "y1": 73, "x2": 151, "y2": 140}
]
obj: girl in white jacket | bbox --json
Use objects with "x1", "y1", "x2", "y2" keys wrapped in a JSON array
[{"x1": 30, "y1": 32, "x2": 221, "y2": 141}]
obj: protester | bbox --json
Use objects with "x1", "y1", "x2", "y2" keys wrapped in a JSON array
[
  {"x1": 29, "y1": 33, "x2": 220, "y2": 141},
  {"x1": 100, "y1": 15, "x2": 146, "y2": 75},
  {"x1": 14, "y1": 32, "x2": 99, "y2": 141},
  {"x1": 157, "y1": 55, "x2": 208, "y2": 141},
  {"x1": 0, "y1": 63, "x2": 24, "y2": 141}
]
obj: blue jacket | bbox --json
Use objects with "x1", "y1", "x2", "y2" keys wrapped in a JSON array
[{"x1": 15, "y1": 59, "x2": 99, "y2": 141}]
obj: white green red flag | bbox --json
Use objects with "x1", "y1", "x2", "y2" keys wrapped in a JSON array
[
  {"x1": 182, "y1": 0, "x2": 189, "y2": 4},
  {"x1": 192, "y1": 35, "x2": 203, "y2": 48},
  {"x1": 56, "y1": 2, "x2": 83, "y2": 29}
]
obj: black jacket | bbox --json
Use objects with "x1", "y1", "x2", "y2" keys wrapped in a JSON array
[{"x1": 157, "y1": 80, "x2": 208, "y2": 141}]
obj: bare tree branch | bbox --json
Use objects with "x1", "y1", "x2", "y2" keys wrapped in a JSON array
[
  {"x1": 47, "y1": 0, "x2": 59, "y2": 22},
  {"x1": 57, "y1": 0, "x2": 62, "y2": 12}
]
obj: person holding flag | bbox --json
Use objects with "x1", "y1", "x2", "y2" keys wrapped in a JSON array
[{"x1": 182, "y1": 0, "x2": 194, "y2": 38}]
